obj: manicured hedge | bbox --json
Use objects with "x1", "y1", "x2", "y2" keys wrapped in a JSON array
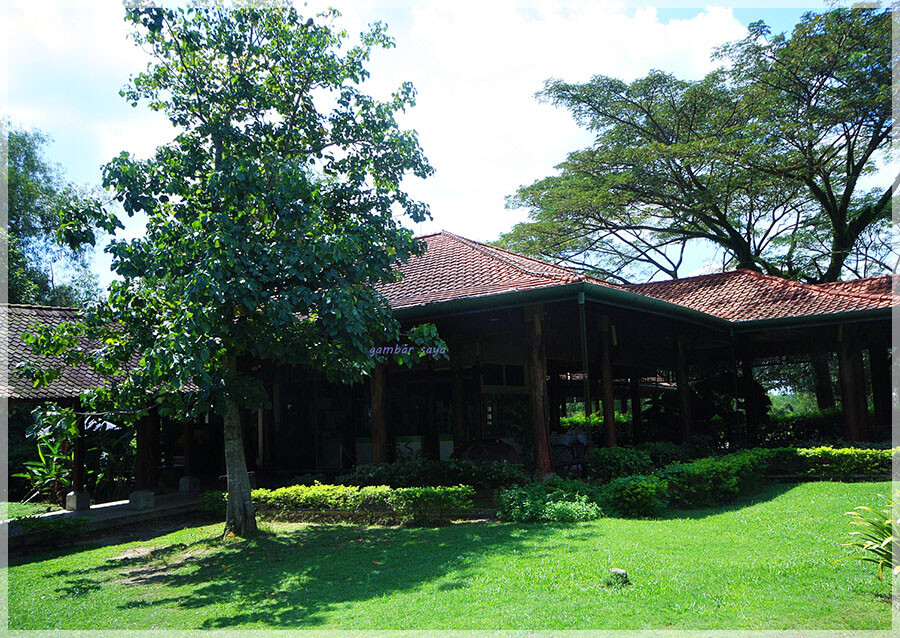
[
  {"x1": 201, "y1": 483, "x2": 476, "y2": 525},
  {"x1": 763, "y1": 446, "x2": 897, "y2": 478},
  {"x1": 656, "y1": 449, "x2": 772, "y2": 509},
  {"x1": 338, "y1": 459, "x2": 528, "y2": 489}
]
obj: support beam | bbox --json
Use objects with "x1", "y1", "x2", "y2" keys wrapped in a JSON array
[
  {"x1": 630, "y1": 376, "x2": 643, "y2": 444},
  {"x1": 548, "y1": 361, "x2": 561, "y2": 432},
  {"x1": 423, "y1": 369, "x2": 440, "y2": 460},
  {"x1": 598, "y1": 316, "x2": 616, "y2": 447},
  {"x1": 178, "y1": 417, "x2": 201, "y2": 493},
  {"x1": 451, "y1": 360, "x2": 467, "y2": 451},
  {"x1": 741, "y1": 352, "x2": 760, "y2": 446},
  {"x1": 810, "y1": 350, "x2": 836, "y2": 410},
  {"x1": 340, "y1": 385, "x2": 356, "y2": 470},
  {"x1": 674, "y1": 336, "x2": 693, "y2": 443},
  {"x1": 526, "y1": 305, "x2": 553, "y2": 476},
  {"x1": 134, "y1": 408, "x2": 160, "y2": 491},
  {"x1": 66, "y1": 409, "x2": 90, "y2": 511},
  {"x1": 868, "y1": 335, "x2": 891, "y2": 429},
  {"x1": 838, "y1": 325, "x2": 868, "y2": 441},
  {"x1": 578, "y1": 293, "x2": 592, "y2": 433},
  {"x1": 370, "y1": 363, "x2": 388, "y2": 464}
]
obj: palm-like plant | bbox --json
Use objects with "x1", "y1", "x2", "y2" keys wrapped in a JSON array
[{"x1": 836, "y1": 490, "x2": 899, "y2": 580}]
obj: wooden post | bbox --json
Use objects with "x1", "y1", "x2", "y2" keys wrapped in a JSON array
[
  {"x1": 868, "y1": 335, "x2": 891, "y2": 429},
  {"x1": 72, "y1": 412, "x2": 86, "y2": 493},
  {"x1": 741, "y1": 352, "x2": 760, "y2": 445},
  {"x1": 370, "y1": 363, "x2": 387, "y2": 464},
  {"x1": 630, "y1": 376, "x2": 643, "y2": 443},
  {"x1": 423, "y1": 369, "x2": 440, "y2": 460},
  {"x1": 135, "y1": 409, "x2": 160, "y2": 491},
  {"x1": 675, "y1": 336, "x2": 693, "y2": 442},
  {"x1": 599, "y1": 316, "x2": 616, "y2": 447},
  {"x1": 578, "y1": 292, "x2": 593, "y2": 436},
  {"x1": 451, "y1": 360, "x2": 467, "y2": 452},
  {"x1": 838, "y1": 325, "x2": 868, "y2": 441},
  {"x1": 340, "y1": 385, "x2": 356, "y2": 470},
  {"x1": 810, "y1": 350, "x2": 836, "y2": 410},
  {"x1": 548, "y1": 361, "x2": 561, "y2": 432},
  {"x1": 526, "y1": 305, "x2": 553, "y2": 476}
]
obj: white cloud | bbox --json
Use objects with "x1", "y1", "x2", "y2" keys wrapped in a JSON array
[{"x1": 8, "y1": 1, "x2": 750, "y2": 287}]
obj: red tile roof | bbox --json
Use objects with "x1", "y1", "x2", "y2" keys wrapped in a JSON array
[
  {"x1": 625, "y1": 269, "x2": 897, "y2": 322},
  {"x1": 377, "y1": 231, "x2": 620, "y2": 310}
]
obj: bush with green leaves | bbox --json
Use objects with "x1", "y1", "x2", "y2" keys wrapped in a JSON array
[
  {"x1": 656, "y1": 449, "x2": 771, "y2": 509},
  {"x1": 496, "y1": 478, "x2": 605, "y2": 523},
  {"x1": 585, "y1": 446, "x2": 653, "y2": 483},
  {"x1": 633, "y1": 441, "x2": 694, "y2": 468},
  {"x1": 766, "y1": 446, "x2": 896, "y2": 478},
  {"x1": 202, "y1": 483, "x2": 474, "y2": 525},
  {"x1": 338, "y1": 458, "x2": 527, "y2": 489},
  {"x1": 601, "y1": 475, "x2": 669, "y2": 518},
  {"x1": 836, "y1": 490, "x2": 899, "y2": 580}
]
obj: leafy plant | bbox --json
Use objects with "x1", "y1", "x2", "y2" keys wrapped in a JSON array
[
  {"x1": 585, "y1": 447, "x2": 653, "y2": 483},
  {"x1": 836, "y1": 491, "x2": 899, "y2": 580},
  {"x1": 496, "y1": 478, "x2": 605, "y2": 523},
  {"x1": 601, "y1": 475, "x2": 668, "y2": 518},
  {"x1": 13, "y1": 435, "x2": 73, "y2": 506}
]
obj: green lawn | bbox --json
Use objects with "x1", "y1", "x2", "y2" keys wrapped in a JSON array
[
  {"x1": 7, "y1": 481, "x2": 894, "y2": 630},
  {"x1": 2, "y1": 501, "x2": 61, "y2": 520}
]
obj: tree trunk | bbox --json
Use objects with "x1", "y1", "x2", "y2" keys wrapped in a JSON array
[
  {"x1": 223, "y1": 381, "x2": 257, "y2": 537},
  {"x1": 810, "y1": 351, "x2": 835, "y2": 410}
]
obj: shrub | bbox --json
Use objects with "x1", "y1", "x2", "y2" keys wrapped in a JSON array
[
  {"x1": 601, "y1": 475, "x2": 668, "y2": 517},
  {"x1": 585, "y1": 447, "x2": 653, "y2": 483},
  {"x1": 200, "y1": 490, "x2": 227, "y2": 518},
  {"x1": 338, "y1": 459, "x2": 527, "y2": 489},
  {"x1": 836, "y1": 490, "x2": 899, "y2": 580},
  {"x1": 657, "y1": 449, "x2": 771, "y2": 509},
  {"x1": 633, "y1": 441, "x2": 694, "y2": 468},
  {"x1": 386, "y1": 485, "x2": 475, "y2": 524},
  {"x1": 496, "y1": 478, "x2": 605, "y2": 523},
  {"x1": 763, "y1": 446, "x2": 896, "y2": 478}
]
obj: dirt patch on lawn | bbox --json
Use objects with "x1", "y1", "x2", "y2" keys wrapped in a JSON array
[{"x1": 110, "y1": 542, "x2": 215, "y2": 586}]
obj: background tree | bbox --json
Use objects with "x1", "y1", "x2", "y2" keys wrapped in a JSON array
[
  {"x1": 3, "y1": 123, "x2": 102, "y2": 306},
  {"x1": 29, "y1": 6, "x2": 438, "y2": 537},
  {"x1": 498, "y1": 7, "x2": 893, "y2": 284}
]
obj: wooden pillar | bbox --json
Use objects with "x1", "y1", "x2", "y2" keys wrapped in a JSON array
[
  {"x1": 183, "y1": 419, "x2": 195, "y2": 475},
  {"x1": 630, "y1": 376, "x2": 643, "y2": 443},
  {"x1": 340, "y1": 385, "x2": 356, "y2": 470},
  {"x1": 526, "y1": 305, "x2": 553, "y2": 476},
  {"x1": 423, "y1": 370, "x2": 440, "y2": 460},
  {"x1": 548, "y1": 361, "x2": 561, "y2": 432},
  {"x1": 451, "y1": 360, "x2": 467, "y2": 451},
  {"x1": 675, "y1": 336, "x2": 693, "y2": 442},
  {"x1": 71, "y1": 412, "x2": 86, "y2": 493},
  {"x1": 599, "y1": 316, "x2": 616, "y2": 447},
  {"x1": 868, "y1": 335, "x2": 891, "y2": 429},
  {"x1": 370, "y1": 363, "x2": 388, "y2": 464},
  {"x1": 741, "y1": 352, "x2": 760, "y2": 445},
  {"x1": 135, "y1": 408, "x2": 160, "y2": 490},
  {"x1": 810, "y1": 350, "x2": 836, "y2": 410},
  {"x1": 838, "y1": 325, "x2": 868, "y2": 441},
  {"x1": 578, "y1": 293, "x2": 593, "y2": 438}
]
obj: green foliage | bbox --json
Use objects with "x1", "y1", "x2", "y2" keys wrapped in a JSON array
[
  {"x1": 338, "y1": 459, "x2": 528, "y2": 489},
  {"x1": 585, "y1": 446, "x2": 653, "y2": 483},
  {"x1": 5, "y1": 123, "x2": 102, "y2": 306},
  {"x1": 600, "y1": 475, "x2": 669, "y2": 518},
  {"x1": 10, "y1": 514, "x2": 89, "y2": 541},
  {"x1": 633, "y1": 441, "x2": 695, "y2": 468},
  {"x1": 202, "y1": 483, "x2": 474, "y2": 526},
  {"x1": 12, "y1": 436, "x2": 73, "y2": 506},
  {"x1": 496, "y1": 478, "x2": 605, "y2": 523},
  {"x1": 765, "y1": 446, "x2": 896, "y2": 478},
  {"x1": 761, "y1": 409, "x2": 844, "y2": 445},
  {"x1": 498, "y1": 7, "x2": 892, "y2": 283},
  {"x1": 657, "y1": 449, "x2": 772, "y2": 509},
  {"x1": 836, "y1": 490, "x2": 899, "y2": 580}
]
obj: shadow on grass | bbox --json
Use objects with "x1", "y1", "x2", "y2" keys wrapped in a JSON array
[
  {"x1": 39, "y1": 520, "x2": 574, "y2": 629},
  {"x1": 655, "y1": 481, "x2": 799, "y2": 521}
]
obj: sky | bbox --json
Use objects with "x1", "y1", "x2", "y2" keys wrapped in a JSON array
[{"x1": 4, "y1": 1, "x2": 837, "y2": 288}]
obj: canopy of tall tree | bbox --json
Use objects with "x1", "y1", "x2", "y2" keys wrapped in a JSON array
[
  {"x1": 28, "y1": 6, "x2": 436, "y2": 537},
  {"x1": 498, "y1": 7, "x2": 893, "y2": 284}
]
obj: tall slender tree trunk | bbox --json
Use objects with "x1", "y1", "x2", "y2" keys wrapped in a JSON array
[{"x1": 223, "y1": 358, "x2": 257, "y2": 537}]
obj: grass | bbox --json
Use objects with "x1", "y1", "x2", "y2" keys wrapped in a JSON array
[
  {"x1": 2, "y1": 501, "x2": 61, "y2": 520},
  {"x1": 7, "y1": 481, "x2": 895, "y2": 630}
]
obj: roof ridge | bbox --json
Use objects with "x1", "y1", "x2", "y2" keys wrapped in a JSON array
[
  {"x1": 816, "y1": 274, "x2": 895, "y2": 287},
  {"x1": 626, "y1": 269, "x2": 745, "y2": 288},
  {"x1": 2, "y1": 303, "x2": 80, "y2": 311},
  {"x1": 440, "y1": 231, "x2": 584, "y2": 283},
  {"x1": 737, "y1": 269, "x2": 895, "y2": 302}
]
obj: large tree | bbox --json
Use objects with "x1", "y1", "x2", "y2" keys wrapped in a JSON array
[
  {"x1": 3, "y1": 124, "x2": 101, "y2": 305},
  {"x1": 498, "y1": 7, "x2": 893, "y2": 284},
  {"x1": 28, "y1": 6, "x2": 437, "y2": 537}
]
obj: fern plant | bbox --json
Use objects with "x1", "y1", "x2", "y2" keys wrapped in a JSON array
[{"x1": 836, "y1": 490, "x2": 899, "y2": 580}]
